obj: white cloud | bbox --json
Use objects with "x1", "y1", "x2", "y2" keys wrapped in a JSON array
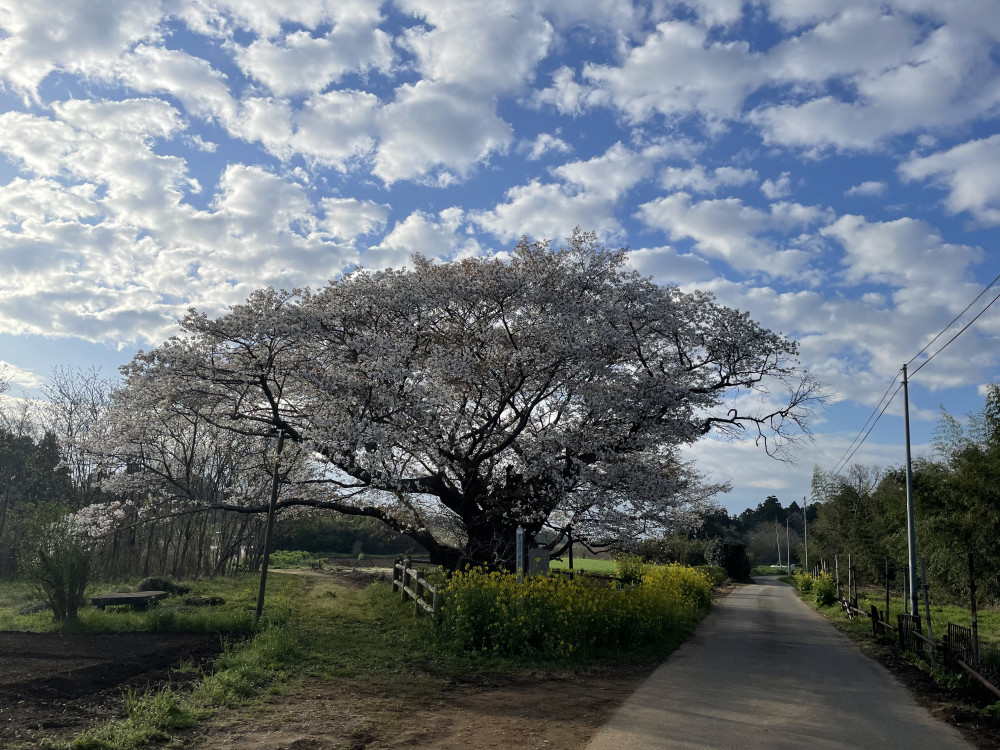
[
  {"x1": 0, "y1": 0, "x2": 162, "y2": 95},
  {"x1": 374, "y1": 81, "x2": 513, "y2": 185},
  {"x1": 521, "y1": 133, "x2": 572, "y2": 161},
  {"x1": 822, "y1": 214, "x2": 982, "y2": 290},
  {"x1": 760, "y1": 172, "x2": 792, "y2": 199},
  {"x1": 364, "y1": 208, "x2": 480, "y2": 268},
  {"x1": 845, "y1": 180, "x2": 888, "y2": 197},
  {"x1": 636, "y1": 193, "x2": 825, "y2": 276},
  {"x1": 320, "y1": 198, "x2": 389, "y2": 240},
  {"x1": 552, "y1": 142, "x2": 654, "y2": 202},
  {"x1": 752, "y1": 23, "x2": 1000, "y2": 152},
  {"x1": 473, "y1": 180, "x2": 622, "y2": 243},
  {"x1": 625, "y1": 245, "x2": 716, "y2": 285},
  {"x1": 533, "y1": 65, "x2": 592, "y2": 116},
  {"x1": 294, "y1": 90, "x2": 380, "y2": 170},
  {"x1": 584, "y1": 21, "x2": 760, "y2": 125},
  {"x1": 0, "y1": 361, "x2": 45, "y2": 390},
  {"x1": 234, "y1": 23, "x2": 392, "y2": 97},
  {"x1": 900, "y1": 134, "x2": 1000, "y2": 225},
  {"x1": 473, "y1": 142, "x2": 659, "y2": 242},
  {"x1": 660, "y1": 165, "x2": 758, "y2": 194},
  {"x1": 397, "y1": 0, "x2": 552, "y2": 95}
]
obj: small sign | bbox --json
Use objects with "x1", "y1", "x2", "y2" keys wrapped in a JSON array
[{"x1": 529, "y1": 549, "x2": 550, "y2": 576}]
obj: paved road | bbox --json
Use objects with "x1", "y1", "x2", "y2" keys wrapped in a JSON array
[{"x1": 586, "y1": 577, "x2": 972, "y2": 750}]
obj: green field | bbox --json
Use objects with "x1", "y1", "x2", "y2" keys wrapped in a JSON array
[{"x1": 549, "y1": 557, "x2": 617, "y2": 573}]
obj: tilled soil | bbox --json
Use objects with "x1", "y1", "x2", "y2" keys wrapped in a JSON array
[{"x1": 0, "y1": 631, "x2": 223, "y2": 747}]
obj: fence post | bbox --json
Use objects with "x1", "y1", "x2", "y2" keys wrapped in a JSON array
[
  {"x1": 835, "y1": 555, "x2": 841, "y2": 600},
  {"x1": 920, "y1": 558, "x2": 936, "y2": 666},
  {"x1": 401, "y1": 557, "x2": 411, "y2": 602},
  {"x1": 970, "y1": 552, "x2": 980, "y2": 666},
  {"x1": 885, "y1": 558, "x2": 891, "y2": 631},
  {"x1": 414, "y1": 574, "x2": 421, "y2": 615},
  {"x1": 432, "y1": 585, "x2": 440, "y2": 619}
]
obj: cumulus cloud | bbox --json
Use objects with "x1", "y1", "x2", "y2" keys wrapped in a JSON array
[
  {"x1": 521, "y1": 133, "x2": 572, "y2": 161},
  {"x1": 900, "y1": 134, "x2": 1000, "y2": 225},
  {"x1": 660, "y1": 165, "x2": 758, "y2": 194},
  {"x1": 845, "y1": 180, "x2": 888, "y2": 197},
  {"x1": 584, "y1": 21, "x2": 761, "y2": 125},
  {"x1": 636, "y1": 193, "x2": 827, "y2": 276},
  {"x1": 760, "y1": 172, "x2": 792, "y2": 199},
  {"x1": 374, "y1": 81, "x2": 513, "y2": 185},
  {"x1": 473, "y1": 142, "x2": 657, "y2": 241},
  {"x1": 364, "y1": 208, "x2": 480, "y2": 268}
]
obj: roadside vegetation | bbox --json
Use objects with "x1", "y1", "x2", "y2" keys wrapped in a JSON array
[{"x1": 0, "y1": 559, "x2": 728, "y2": 750}]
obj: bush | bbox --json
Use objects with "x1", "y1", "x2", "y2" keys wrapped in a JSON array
[
  {"x1": 694, "y1": 565, "x2": 728, "y2": 587},
  {"x1": 614, "y1": 553, "x2": 646, "y2": 586},
  {"x1": 436, "y1": 564, "x2": 712, "y2": 659},
  {"x1": 704, "y1": 538, "x2": 751, "y2": 580},
  {"x1": 18, "y1": 506, "x2": 91, "y2": 622},
  {"x1": 268, "y1": 550, "x2": 315, "y2": 569},
  {"x1": 793, "y1": 571, "x2": 813, "y2": 593},
  {"x1": 812, "y1": 571, "x2": 837, "y2": 606}
]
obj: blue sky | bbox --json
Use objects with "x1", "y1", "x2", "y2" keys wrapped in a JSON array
[{"x1": 2, "y1": 0, "x2": 1000, "y2": 515}]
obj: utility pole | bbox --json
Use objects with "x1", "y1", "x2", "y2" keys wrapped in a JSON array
[
  {"x1": 786, "y1": 516, "x2": 791, "y2": 572},
  {"x1": 803, "y1": 496, "x2": 809, "y2": 575},
  {"x1": 902, "y1": 364, "x2": 919, "y2": 616},
  {"x1": 775, "y1": 521, "x2": 781, "y2": 569}
]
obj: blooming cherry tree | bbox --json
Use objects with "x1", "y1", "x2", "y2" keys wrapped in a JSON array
[{"x1": 111, "y1": 231, "x2": 821, "y2": 568}]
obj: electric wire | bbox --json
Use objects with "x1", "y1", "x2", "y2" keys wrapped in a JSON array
[
  {"x1": 829, "y1": 274, "x2": 1000, "y2": 479},
  {"x1": 831, "y1": 383, "x2": 903, "y2": 477},
  {"x1": 909, "y1": 286, "x2": 1000, "y2": 379},
  {"x1": 829, "y1": 372, "x2": 901, "y2": 477},
  {"x1": 906, "y1": 270, "x2": 1000, "y2": 368}
]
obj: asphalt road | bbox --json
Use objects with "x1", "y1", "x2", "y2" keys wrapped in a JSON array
[{"x1": 586, "y1": 577, "x2": 972, "y2": 750}]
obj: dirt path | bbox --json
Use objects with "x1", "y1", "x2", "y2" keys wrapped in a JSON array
[
  {"x1": 187, "y1": 667, "x2": 654, "y2": 750},
  {"x1": 586, "y1": 577, "x2": 973, "y2": 750}
]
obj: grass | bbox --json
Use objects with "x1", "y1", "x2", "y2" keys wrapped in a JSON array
[
  {"x1": 549, "y1": 557, "x2": 616, "y2": 573},
  {"x1": 2, "y1": 567, "x2": 715, "y2": 750},
  {"x1": 0, "y1": 575, "x2": 292, "y2": 634},
  {"x1": 832, "y1": 585, "x2": 1000, "y2": 644}
]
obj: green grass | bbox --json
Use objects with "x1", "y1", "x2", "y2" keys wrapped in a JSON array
[
  {"x1": 4, "y1": 567, "x2": 712, "y2": 749},
  {"x1": 549, "y1": 557, "x2": 616, "y2": 573},
  {"x1": 839, "y1": 586, "x2": 1000, "y2": 644},
  {"x1": 0, "y1": 574, "x2": 294, "y2": 634}
]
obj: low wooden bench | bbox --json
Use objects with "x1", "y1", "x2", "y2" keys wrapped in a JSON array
[{"x1": 91, "y1": 591, "x2": 169, "y2": 611}]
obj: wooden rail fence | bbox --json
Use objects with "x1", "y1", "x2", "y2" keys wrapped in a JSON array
[
  {"x1": 836, "y1": 592, "x2": 1000, "y2": 700},
  {"x1": 392, "y1": 557, "x2": 440, "y2": 617}
]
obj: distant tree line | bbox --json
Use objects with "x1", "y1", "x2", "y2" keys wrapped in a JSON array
[{"x1": 0, "y1": 367, "x2": 420, "y2": 583}]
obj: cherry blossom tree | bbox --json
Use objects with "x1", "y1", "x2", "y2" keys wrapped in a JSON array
[{"x1": 109, "y1": 231, "x2": 822, "y2": 568}]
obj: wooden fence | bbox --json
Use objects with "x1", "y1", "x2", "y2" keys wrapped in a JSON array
[
  {"x1": 392, "y1": 557, "x2": 440, "y2": 617},
  {"x1": 837, "y1": 592, "x2": 1000, "y2": 700}
]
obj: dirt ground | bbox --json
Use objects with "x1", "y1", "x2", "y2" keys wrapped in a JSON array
[
  {"x1": 187, "y1": 669, "x2": 653, "y2": 750},
  {"x1": 0, "y1": 631, "x2": 223, "y2": 747}
]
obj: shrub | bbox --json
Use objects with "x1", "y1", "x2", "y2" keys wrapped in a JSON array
[
  {"x1": 704, "y1": 538, "x2": 751, "y2": 580},
  {"x1": 812, "y1": 571, "x2": 837, "y2": 606},
  {"x1": 793, "y1": 571, "x2": 813, "y2": 593},
  {"x1": 694, "y1": 565, "x2": 728, "y2": 587},
  {"x1": 269, "y1": 550, "x2": 314, "y2": 569},
  {"x1": 614, "y1": 553, "x2": 646, "y2": 586},
  {"x1": 19, "y1": 506, "x2": 91, "y2": 622},
  {"x1": 436, "y1": 563, "x2": 712, "y2": 659}
]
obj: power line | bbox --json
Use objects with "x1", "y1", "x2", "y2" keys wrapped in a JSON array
[
  {"x1": 829, "y1": 373, "x2": 901, "y2": 477},
  {"x1": 830, "y1": 274, "x2": 1000, "y2": 479},
  {"x1": 906, "y1": 270, "x2": 1000, "y2": 368},
  {"x1": 910, "y1": 286, "x2": 1000, "y2": 379}
]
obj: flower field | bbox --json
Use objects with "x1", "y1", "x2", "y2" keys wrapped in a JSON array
[{"x1": 436, "y1": 564, "x2": 714, "y2": 659}]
